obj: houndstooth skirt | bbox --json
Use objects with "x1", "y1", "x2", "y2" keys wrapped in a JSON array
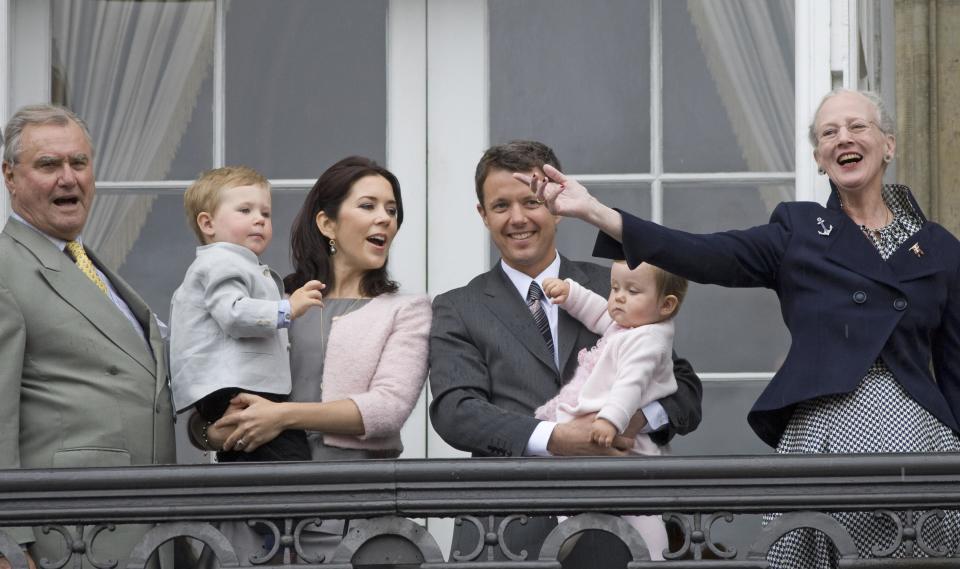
[
  {"x1": 765, "y1": 366, "x2": 960, "y2": 568},
  {"x1": 765, "y1": 186, "x2": 960, "y2": 568}
]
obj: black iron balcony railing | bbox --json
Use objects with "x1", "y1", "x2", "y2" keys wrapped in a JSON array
[{"x1": 2, "y1": 454, "x2": 960, "y2": 568}]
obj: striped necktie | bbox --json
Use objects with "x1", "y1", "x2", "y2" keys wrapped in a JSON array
[
  {"x1": 526, "y1": 281, "x2": 555, "y2": 358},
  {"x1": 65, "y1": 241, "x2": 109, "y2": 295}
]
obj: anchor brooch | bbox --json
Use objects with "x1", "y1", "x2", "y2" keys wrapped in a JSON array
[{"x1": 817, "y1": 217, "x2": 833, "y2": 236}]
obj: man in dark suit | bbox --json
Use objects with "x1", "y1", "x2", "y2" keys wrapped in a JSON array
[
  {"x1": 428, "y1": 140, "x2": 703, "y2": 565},
  {"x1": 0, "y1": 105, "x2": 175, "y2": 569}
]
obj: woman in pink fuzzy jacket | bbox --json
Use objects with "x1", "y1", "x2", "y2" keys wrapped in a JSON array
[{"x1": 200, "y1": 156, "x2": 430, "y2": 461}]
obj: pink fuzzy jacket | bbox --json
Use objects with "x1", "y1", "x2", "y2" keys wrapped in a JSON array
[{"x1": 318, "y1": 293, "x2": 431, "y2": 452}]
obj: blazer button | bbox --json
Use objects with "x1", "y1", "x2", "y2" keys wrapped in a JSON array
[
  {"x1": 107, "y1": 365, "x2": 119, "y2": 375},
  {"x1": 852, "y1": 291, "x2": 867, "y2": 304},
  {"x1": 893, "y1": 298, "x2": 908, "y2": 311}
]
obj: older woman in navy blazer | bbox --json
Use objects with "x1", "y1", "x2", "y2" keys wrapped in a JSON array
[{"x1": 523, "y1": 89, "x2": 960, "y2": 567}]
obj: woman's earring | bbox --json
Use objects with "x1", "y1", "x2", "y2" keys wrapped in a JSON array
[
  {"x1": 818, "y1": 167, "x2": 826, "y2": 175},
  {"x1": 883, "y1": 155, "x2": 892, "y2": 163},
  {"x1": 328, "y1": 239, "x2": 337, "y2": 255}
]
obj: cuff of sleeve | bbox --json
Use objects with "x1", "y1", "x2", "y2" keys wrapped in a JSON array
[
  {"x1": 640, "y1": 401, "x2": 669, "y2": 433},
  {"x1": 597, "y1": 407, "x2": 630, "y2": 433},
  {"x1": 277, "y1": 299, "x2": 293, "y2": 328},
  {"x1": 524, "y1": 421, "x2": 556, "y2": 456}
]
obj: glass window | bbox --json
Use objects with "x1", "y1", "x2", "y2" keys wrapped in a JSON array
[
  {"x1": 662, "y1": 0, "x2": 795, "y2": 173},
  {"x1": 664, "y1": 183, "x2": 792, "y2": 373},
  {"x1": 488, "y1": 0, "x2": 651, "y2": 174},
  {"x1": 225, "y1": 0, "x2": 387, "y2": 178},
  {"x1": 51, "y1": 0, "x2": 215, "y2": 181}
]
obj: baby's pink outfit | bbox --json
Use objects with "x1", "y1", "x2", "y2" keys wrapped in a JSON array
[{"x1": 534, "y1": 279, "x2": 677, "y2": 561}]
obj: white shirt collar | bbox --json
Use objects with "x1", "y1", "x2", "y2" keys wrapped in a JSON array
[
  {"x1": 500, "y1": 251, "x2": 561, "y2": 300},
  {"x1": 10, "y1": 211, "x2": 79, "y2": 251}
]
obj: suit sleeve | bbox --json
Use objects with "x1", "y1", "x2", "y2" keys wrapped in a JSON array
[
  {"x1": 0, "y1": 278, "x2": 37, "y2": 544},
  {"x1": 428, "y1": 294, "x2": 540, "y2": 457},
  {"x1": 202, "y1": 261, "x2": 279, "y2": 338},
  {"x1": 594, "y1": 205, "x2": 792, "y2": 289},
  {"x1": 650, "y1": 351, "x2": 703, "y2": 446},
  {"x1": 933, "y1": 253, "x2": 960, "y2": 425},
  {"x1": 350, "y1": 297, "x2": 431, "y2": 439}
]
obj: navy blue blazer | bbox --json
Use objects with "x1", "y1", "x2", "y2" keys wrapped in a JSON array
[{"x1": 594, "y1": 185, "x2": 960, "y2": 448}]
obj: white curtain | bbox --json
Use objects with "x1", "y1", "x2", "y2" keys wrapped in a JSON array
[
  {"x1": 687, "y1": 0, "x2": 795, "y2": 211},
  {"x1": 52, "y1": 1, "x2": 214, "y2": 269}
]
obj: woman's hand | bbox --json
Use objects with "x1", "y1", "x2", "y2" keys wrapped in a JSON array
[
  {"x1": 514, "y1": 164, "x2": 624, "y2": 240},
  {"x1": 214, "y1": 393, "x2": 288, "y2": 452}
]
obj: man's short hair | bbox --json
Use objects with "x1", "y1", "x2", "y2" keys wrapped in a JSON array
[
  {"x1": 474, "y1": 140, "x2": 562, "y2": 206},
  {"x1": 184, "y1": 166, "x2": 271, "y2": 244},
  {"x1": 2, "y1": 104, "x2": 94, "y2": 165}
]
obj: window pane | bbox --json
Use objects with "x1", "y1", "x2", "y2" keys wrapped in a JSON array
[
  {"x1": 107, "y1": 189, "x2": 309, "y2": 324},
  {"x1": 662, "y1": 0, "x2": 795, "y2": 173},
  {"x1": 490, "y1": 183, "x2": 651, "y2": 265},
  {"x1": 663, "y1": 183, "x2": 791, "y2": 373},
  {"x1": 225, "y1": 0, "x2": 387, "y2": 178},
  {"x1": 489, "y1": 0, "x2": 651, "y2": 174},
  {"x1": 51, "y1": 0, "x2": 214, "y2": 181}
]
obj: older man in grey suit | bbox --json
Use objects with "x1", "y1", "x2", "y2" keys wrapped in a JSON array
[
  {"x1": 0, "y1": 105, "x2": 175, "y2": 569},
  {"x1": 429, "y1": 140, "x2": 703, "y2": 565}
]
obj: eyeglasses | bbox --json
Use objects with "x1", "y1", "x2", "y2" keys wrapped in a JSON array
[{"x1": 816, "y1": 120, "x2": 878, "y2": 143}]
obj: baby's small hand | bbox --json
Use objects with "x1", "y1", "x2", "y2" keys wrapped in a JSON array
[
  {"x1": 590, "y1": 418, "x2": 618, "y2": 448},
  {"x1": 289, "y1": 280, "x2": 325, "y2": 319},
  {"x1": 542, "y1": 278, "x2": 570, "y2": 304}
]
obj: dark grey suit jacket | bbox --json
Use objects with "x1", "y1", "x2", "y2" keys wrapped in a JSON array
[{"x1": 429, "y1": 256, "x2": 702, "y2": 458}]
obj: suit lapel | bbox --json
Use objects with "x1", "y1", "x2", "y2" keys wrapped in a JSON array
[
  {"x1": 6, "y1": 221, "x2": 157, "y2": 378},
  {"x1": 88, "y1": 248, "x2": 160, "y2": 382},
  {"x1": 821, "y1": 207, "x2": 903, "y2": 291},
  {"x1": 482, "y1": 265, "x2": 558, "y2": 375},
  {"x1": 887, "y1": 225, "x2": 944, "y2": 281}
]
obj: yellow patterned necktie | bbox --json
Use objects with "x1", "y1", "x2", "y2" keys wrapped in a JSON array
[{"x1": 65, "y1": 241, "x2": 109, "y2": 295}]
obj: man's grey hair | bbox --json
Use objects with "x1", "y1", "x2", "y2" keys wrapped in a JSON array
[
  {"x1": 808, "y1": 88, "x2": 895, "y2": 147},
  {"x1": 2, "y1": 104, "x2": 94, "y2": 165}
]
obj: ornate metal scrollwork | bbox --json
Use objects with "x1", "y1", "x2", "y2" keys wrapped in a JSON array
[
  {"x1": 126, "y1": 522, "x2": 239, "y2": 569},
  {"x1": 540, "y1": 512, "x2": 651, "y2": 562},
  {"x1": 870, "y1": 508, "x2": 951, "y2": 558},
  {"x1": 450, "y1": 514, "x2": 531, "y2": 562},
  {"x1": 747, "y1": 511, "x2": 859, "y2": 560},
  {"x1": 661, "y1": 512, "x2": 736, "y2": 560},
  {"x1": 329, "y1": 515, "x2": 444, "y2": 567},
  {"x1": 38, "y1": 524, "x2": 117, "y2": 569}
]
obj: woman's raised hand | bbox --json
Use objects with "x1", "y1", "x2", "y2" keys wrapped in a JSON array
[
  {"x1": 514, "y1": 164, "x2": 625, "y2": 241},
  {"x1": 513, "y1": 164, "x2": 597, "y2": 220}
]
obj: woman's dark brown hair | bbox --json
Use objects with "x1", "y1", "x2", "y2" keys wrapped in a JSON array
[{"x1": 284, "y1": 156, "x2": 404, "y2": 297}]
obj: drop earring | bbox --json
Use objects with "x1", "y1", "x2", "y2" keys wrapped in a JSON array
[{"x1": 328, "y1": 239, "x2": 337, "y2": 255}]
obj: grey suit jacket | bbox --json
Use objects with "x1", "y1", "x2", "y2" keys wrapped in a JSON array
[
  {"x1": 429, "y1": 256, "x2": 702, "y2": 458},
  {"x1": 0, "y1": 219, "x2": 175, "y2": 564}
]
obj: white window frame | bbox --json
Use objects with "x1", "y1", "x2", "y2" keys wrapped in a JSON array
[
  {"x1": 0, "y1": 0, "x2": 429, "y2": 457},
  {"x1": 426, "y1": 0, "x2": 853, "y2": 383}
]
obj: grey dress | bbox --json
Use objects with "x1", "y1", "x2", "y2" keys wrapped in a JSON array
[{"x1": 211, "y1": 299, "x2": 388, "y2": 566}]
